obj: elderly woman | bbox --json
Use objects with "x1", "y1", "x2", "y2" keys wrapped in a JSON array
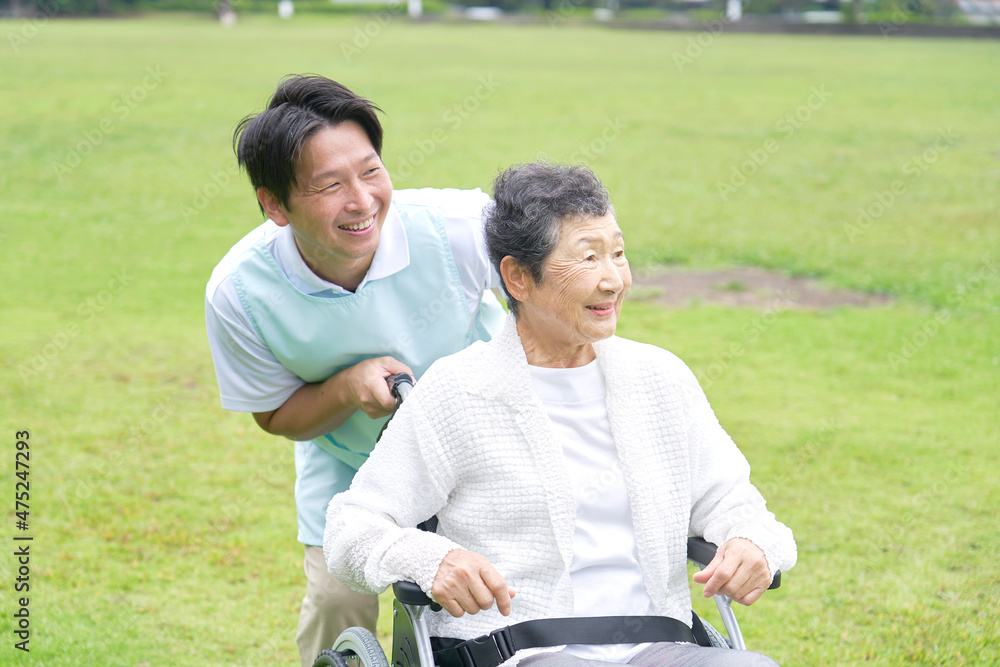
[{"x1": 324, "y1": 162, "x2": 796, "y2": 667}]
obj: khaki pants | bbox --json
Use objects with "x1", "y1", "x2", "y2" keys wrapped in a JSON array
[{"x1": 296, "y1": 545, "x2": 379, "y2": 667}]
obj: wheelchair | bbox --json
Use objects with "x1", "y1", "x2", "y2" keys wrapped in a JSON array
[
  {"x1": 312, "y1": 535, "x2": 783, "y2": 667},
  {"x1": 314, "y1": 374, "x2": 783, "y2": 667}
]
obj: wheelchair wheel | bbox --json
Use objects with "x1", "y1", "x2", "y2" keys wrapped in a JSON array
[
  {"x1": 700, "y1": 619, "x2": 733, "y2": 649},
  {"x1": 313, "y1": 648, "x2": 349, "y2": 667},
  {"x1": 331, "y1": 627, "x2": 389, "y2": 667}
]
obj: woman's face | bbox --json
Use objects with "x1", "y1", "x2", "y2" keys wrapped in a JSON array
[{"x1": 517, "y1": 213, "x2": 632, "y2": 361}]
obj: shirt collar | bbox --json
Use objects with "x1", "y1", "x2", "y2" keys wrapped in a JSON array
[{"x1": 272, "y1": 199, "x2": 410, "y2": 296}]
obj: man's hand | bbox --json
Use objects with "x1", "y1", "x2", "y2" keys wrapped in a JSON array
[
  {"x1": 340, "y1": 356, "x2": 414, "y2": 419},
  {"x1": 432, "y1": 549, "x2": 516, "y2": 618},
  {"x1": 252, "y1": 356, "x2": 413, "y2": 441},
  {"x1": 692, "y1": 537, "x2": 771, "y2": 606}
]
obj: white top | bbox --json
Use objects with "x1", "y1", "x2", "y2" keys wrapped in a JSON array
[
  {"x1": 205, "y1": 188, "x2": 499, "y2": 413},
  {"x1": 529, "y1": 361, "x2": 654, "y2": 663}
]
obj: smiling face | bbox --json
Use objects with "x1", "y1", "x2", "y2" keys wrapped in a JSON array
[
  {"x1": 257, "y1": 121, "x2": 393, "y2": 291},
  {"x1": 505, "y1": 213, "x2": 631, "y2": 367}
]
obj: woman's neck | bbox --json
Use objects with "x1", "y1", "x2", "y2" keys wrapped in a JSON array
[{"x1": 516, "y1": 317, "x2": 596, "y2": 368}]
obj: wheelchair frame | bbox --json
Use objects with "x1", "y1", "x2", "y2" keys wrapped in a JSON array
[{"x1": 316, "y1": 536, "x2": 782, "y2": 667}]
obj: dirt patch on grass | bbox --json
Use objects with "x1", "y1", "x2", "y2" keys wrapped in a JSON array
[{"x1": 629, "y1": 267, "x2": 894, "y2": 309}]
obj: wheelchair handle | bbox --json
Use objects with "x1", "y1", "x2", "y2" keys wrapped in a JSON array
[
  {"x1": 376, "y1": 373, "x2": 413, "y2": 443},
  {"x1": 386, "y1": 372, "x2": 414, "y2": 405}
]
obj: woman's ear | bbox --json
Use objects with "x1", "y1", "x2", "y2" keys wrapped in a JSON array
[
  {"x1": 257, "y1": 188, "x2": 290, "y2": 226},
  {"x1": 500, "y1": 256, "x2": 533, "y2": 303}
]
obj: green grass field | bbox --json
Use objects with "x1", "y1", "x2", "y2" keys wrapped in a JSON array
[{"x1": 1, "y1": 12, "x2": 998, "y2": 666}]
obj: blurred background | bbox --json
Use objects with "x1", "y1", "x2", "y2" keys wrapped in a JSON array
[{"x1": 0, "y1": 6, "x2": 997, "y2": 666}]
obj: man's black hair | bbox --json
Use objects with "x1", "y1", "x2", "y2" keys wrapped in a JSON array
[{"x1": 233, "y1": 74, "x2": 383, "y2": 213}]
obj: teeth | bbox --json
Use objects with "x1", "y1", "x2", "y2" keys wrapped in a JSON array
[{"x1": 340, "y1": 217, "x2": 373, "y2": 231}]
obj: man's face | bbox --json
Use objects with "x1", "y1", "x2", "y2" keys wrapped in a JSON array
[{"x1": 262, "y1": 121, "x2": 393, "y2": 290}]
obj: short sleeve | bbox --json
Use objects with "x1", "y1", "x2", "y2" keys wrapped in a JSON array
[{"x1": 204, "y1": 276, "x2": 304, "y2": 413}]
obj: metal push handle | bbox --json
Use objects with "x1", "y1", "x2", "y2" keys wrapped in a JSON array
[
  {"x1": 376, "y1": 372, "x2": 414, "y2": 443},
  {"x1": 386, "y1": 372, "x2": 414, "y2": 406}
]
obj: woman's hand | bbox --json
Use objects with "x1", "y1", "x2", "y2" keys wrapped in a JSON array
[
  {"x1": 432, "y1": 549, "x2": 517, "y2": 618},
  {"x1": 692, "y1": 537, "x2": 772, "y2": 606}
]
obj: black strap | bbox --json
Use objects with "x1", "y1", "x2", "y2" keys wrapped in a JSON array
[
  {"x1": 689, "y1": 613, "x2": 713, "y2": 648},
  {"x1": 432, "y1": 615, "x2": 697, "y2": 667}
]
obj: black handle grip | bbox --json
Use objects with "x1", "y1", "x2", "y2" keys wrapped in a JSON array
[
  {"x1": 376, "y1": 373, "x2": 415, "y2": 443},
  {"x1": 686, "y1": 536, "x2": 718, "y2": 568},
  {"x1": 386, "y1": 373, "x2": 414, "y2": 404},
  {"x1": 393, "y1": 580, "x2": 441, "y2": 611}
]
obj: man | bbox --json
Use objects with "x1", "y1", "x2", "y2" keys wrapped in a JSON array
[{"x1": 205, "y1": 75, "x2": 504, "y2": 667}]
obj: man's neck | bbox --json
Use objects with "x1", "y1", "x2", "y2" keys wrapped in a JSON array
[{"x1": 295, "y1": 241, "x2": 371, "y2": 293}]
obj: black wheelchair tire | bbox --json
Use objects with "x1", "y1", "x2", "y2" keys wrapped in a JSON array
[
  {"x1": 332, "y1": 627, "x2": 390, "y2": 667},
  {"x1": 313, "y1": 648, "x2": 350, "y2": 667},
  {"x1": 700, "y1": 619, "x2": 733, "y2": 649}
]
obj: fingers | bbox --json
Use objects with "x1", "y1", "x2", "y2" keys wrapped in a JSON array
[
  {"x1": 732, "y1": 582, "x2": 766, "y2": 607},
  {"x1": 432, "y1": 550, "x2": 515, "y2": 618},
  {"x1": 693, "y1": 538, "x2": 771, "y2": 605},
  {"x1": 375, "y1": 356, "x2": 415, "y2": 380},
  {"x1": 348, "y1": 357, "x2": 415, "y2": 418},
  {"x1": 474, "y1": 563, "x2": 506, "y2": 615},
  {"x1": 701, "y1": 547, "x2": 746, "y2": 599},
  {"x1": 691, "y1": 548, "x2": 723, "y2": 586}
]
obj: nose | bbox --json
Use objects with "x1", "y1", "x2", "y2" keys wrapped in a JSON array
[
  {"x1": 343, "y1": 179, "x2": 375, "y2": 214},
  {"x1": 599, "y1": 258, "x2": 629, "y2": 294}
]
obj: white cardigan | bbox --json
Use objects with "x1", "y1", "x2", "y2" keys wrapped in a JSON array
[{"x1": 325, "y1": 315, "x2": 796, "y2": 647}]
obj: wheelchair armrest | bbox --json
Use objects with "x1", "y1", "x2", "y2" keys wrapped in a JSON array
[
  {"x1": 392, "y1": 580, "x2": 443, "y2": 610},
  {"x1": 687, "y1": 536, "x2": 781, "y2": 590},
  {"x1": 686, "y1": 536, "x2": 718, "y2": 569}
]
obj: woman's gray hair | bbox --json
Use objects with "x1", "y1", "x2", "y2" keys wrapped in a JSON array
[{"x1": 484, "y1": 161, "x2": 613, "y2": 316}]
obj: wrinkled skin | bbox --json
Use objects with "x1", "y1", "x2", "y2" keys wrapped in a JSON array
[{"x1": 504, "y1": 213, "x2": 631, "y2": 368}]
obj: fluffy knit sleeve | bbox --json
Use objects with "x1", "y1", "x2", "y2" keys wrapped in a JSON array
[
  {"x1": 323, "y1": 373, "x2": 464, "y2": 597},
  {"x1": 679, "y1": 365, "x2": 797, "y2": 577}
]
